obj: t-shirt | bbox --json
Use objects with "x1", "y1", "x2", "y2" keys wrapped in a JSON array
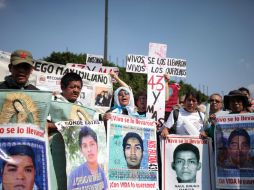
[
  {"x1": 68, "y1": 162, "x2": 108, "y2": 190},
  {"x1": 165, "y1": 107, "x2": 204, "y2": 135}
]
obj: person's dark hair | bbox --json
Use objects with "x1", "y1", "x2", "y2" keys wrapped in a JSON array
[
  {"x1": 228, "y1": 128, "x2": 250, "y2": 147},
  {"x1": 184, "y1": 90, "x2": 200, "y2": 104},
  {"x1": 134, "y1": 91, "x2": 147, "y2": 105},
  {"x1": 122, "y1": 132, "x2": 144, "y2": 152},
  {"x1": 173, "y1": 143, "x2": 200, "y2": 162},
  {"x1": 61, "y1": 72, "x2": 83, "y2": 89},
  {"x1": 238, "y1": 87, "x2": 250, "y2": 95},
  {"x1": 79, "y1": 126, "x2": 97, "y2": 148},
  {"x1": 2, "y1": 145, "x2": 36, "y2": 169},
  {"x1": 223, "y1": 90, "x2": 250, "y2": 110}
]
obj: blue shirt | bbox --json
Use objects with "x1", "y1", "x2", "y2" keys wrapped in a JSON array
[{"x1": 68, "y1": 162, "x2": 108, "y2": 190}]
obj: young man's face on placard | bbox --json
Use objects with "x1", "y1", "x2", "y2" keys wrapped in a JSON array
[
  {"x1": 80, "y1": 135, "x2": 98, "y2": 164},
  {"x1": 2, "y1": 155, "x2": 36, "y2": 190},
  {"x1": 172, "y1": 150, "x2": 201, "y2": 183},
  {"x1": 228, "y1": 135, "x2": 250, "y2": 166},
  {"x1": 124, "y1": 137, "x2": 143, "y2": 169}
]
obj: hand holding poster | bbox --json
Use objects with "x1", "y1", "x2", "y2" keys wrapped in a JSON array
[
  {"x1": 107, "y1": 114, "x2": 158, "y2": 189},
  {"x1": 215, "y1": 113, "x2": 254, "y2": 189}
]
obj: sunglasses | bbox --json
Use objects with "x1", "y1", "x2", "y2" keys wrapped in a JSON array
[
  {"x1": 118, "y1": 91, "x2": 130, "y2": 96},
  {"x1": 209, "y1": 99, "x2": 221, "y2": 103}
]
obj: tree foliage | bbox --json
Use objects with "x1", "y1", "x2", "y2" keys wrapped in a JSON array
[{"x1": 43, "y1": 51, "x2": 86, "y2": 65}]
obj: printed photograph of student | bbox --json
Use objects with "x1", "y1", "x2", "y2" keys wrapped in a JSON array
[
  {"x1": 171, "y1": 143, "x2": 201, "y2": 183},
  {"x1": 122, "y1": 132, "x2": 144, "y2": 169},
  {"x1": 224, "y1": 128, "x2": 254, "y2": 169},
  {"x1": 0, "y1": 145, "x2": 40, "y2": 190},
  {"x1": 68, "y1": 126, "x2": 107, "y2": 190}
]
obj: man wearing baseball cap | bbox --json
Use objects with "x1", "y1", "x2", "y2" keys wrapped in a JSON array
[{"x1": 0, "y1": 49, "x2": 38, "y2": 90}]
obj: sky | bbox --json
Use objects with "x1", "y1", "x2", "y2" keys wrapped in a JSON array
[{"x1": 0, "y1": 0, "x2": 254, "y2": 97}]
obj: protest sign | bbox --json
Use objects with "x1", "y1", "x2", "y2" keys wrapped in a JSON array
[
  {"x1": 126, "y1": 55, "x2": 186, "y2": 77},
  {"x1": 147, "y1": 43, "x2": 167, "y2": 124},
  {"x1": 55, "y1": 120, "x2": 108, "y2": 190},
  {"x1": 67, "y1": 63, "x2": 119, "y2": 76},
  {"x1": 0, "y1": 124, "x2": 49, "y2": 190},
  {"x1": 0, "y1": 90, "x2": 51, "y2": 190},
  {"x1": 107, "y1": 114, "x2": 158, "y2": 189},
  {"x1": 161, "y1": 135, "x2": 214, "y2": 190},
  {"x1": 126, "y1": 43, "x2": 187, "y2": 125},
  {"x1": 0, "y1": 90, "x2": 52, "y2": 130},
  {"x1": 215, "y1": 113, "x2": 254, "y2": 189},
  {"x1": 34, "y1": 60, "x2": 113, "y2": 113},
  {"x1": 86, "y1": 54, "x2": 103, "y2": 70}
]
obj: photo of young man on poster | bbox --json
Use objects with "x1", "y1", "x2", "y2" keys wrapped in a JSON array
[
  {"x1": 224, "y1": 128, "x2": 254, "y2": 169},
  {"x1": 0, "y1": 145, "x2": 39, "y2": 190},
  {"x1": 122, "y1": 132, "x2": 144, "y2": 169},
  {"x1": 68, "y1": 126, "x2": 107, "y2": 190},
  {"x1": 171, "y1": 143, "x2": 201, "y2": 183}
]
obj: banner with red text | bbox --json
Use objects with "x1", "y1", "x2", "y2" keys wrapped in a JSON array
[
  {"x1": 107, "y1": 114, "x2": 158, "y2": 189},
  {"x1": 0, "y1": 90, "x2": 52, "y2": 190},
  {"x1": 215, "y1": 113, "x2": 254, "y2": 189},
  {"x1": 0, "y1": 124, "x2": 49, "y2": 190},
  {"x1": 161, "y1": 135, "x2": 214, "y2": 190}
]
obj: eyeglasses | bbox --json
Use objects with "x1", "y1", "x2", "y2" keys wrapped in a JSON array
[
  {"x1": 118, "y1": 91, "x2": 130, "y2": 96},
  {"x1": 209, "y1": 99, "x2": 221, "y2": 103}
]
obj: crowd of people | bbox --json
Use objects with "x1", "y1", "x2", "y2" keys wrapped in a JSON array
[{"x1": 0, "y1": 49, "x2": 254, "y2": 190}]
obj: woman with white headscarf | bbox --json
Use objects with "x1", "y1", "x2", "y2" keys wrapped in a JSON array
[{"x1": 103, "y1": 86, "x2": 140, "y2": 128}]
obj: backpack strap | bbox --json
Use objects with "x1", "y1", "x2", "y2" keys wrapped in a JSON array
[
  {"x1": 197, "y1": 110, "x2": 205, "y2": 130},
  {"x1": 173, "y1": 109, "x2": 179, "y2": 124},
  {"x1": 169, "y1": 109, "x2": 179, "y2": 134}
]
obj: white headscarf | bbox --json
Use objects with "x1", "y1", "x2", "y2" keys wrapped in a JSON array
[{"x1": 112, "y1": 87, "x2": 139, "y2": 116}]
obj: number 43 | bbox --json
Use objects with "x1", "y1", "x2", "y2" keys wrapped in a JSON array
[{"x1": 147, "y1": 75, "x2": 164, "y2": 91}]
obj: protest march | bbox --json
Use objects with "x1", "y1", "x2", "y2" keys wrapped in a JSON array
[{"x1": 0, "y1": 44, "x2": 254, "y2": 190}]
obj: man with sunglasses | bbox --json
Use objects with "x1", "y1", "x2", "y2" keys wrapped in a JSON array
[{"x1": 201, "y1": 93, "x2": 228, "y2": 141}]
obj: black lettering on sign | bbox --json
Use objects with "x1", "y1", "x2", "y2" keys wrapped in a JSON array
[
  {"x1": 147, "y1": 105, "x2": 154, "y2": 113},
  {"x1": 127, "y1": 55, "x2": 145, "y2": 64},
  {"x1": 152, "y1": 91, "x2": 160, "y2": 104},
  {"x1": 151, "y1": 67, "x2": 163, "y2": 73},
  {"x1": 87, "y1": 57, "x2": 103, "y2": 64},
  {"x1": 127, "y1": 64, "x2": 146, "y2": 72},
  {"x1": 166, "y1": 68, "x2": 186, "y2": 76},
  {"x1": 151, "y1": 111, "x2": 158, "y2": 121},
  {"x1": 156, "y1": 58, "x2": 166, "y2": 65},
  {"x1": 148, "y1": 56, "x2": 156, "y2": 64},
  {"x1": 86, "y1": 66, "x2": 96, "y2": 71}
]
